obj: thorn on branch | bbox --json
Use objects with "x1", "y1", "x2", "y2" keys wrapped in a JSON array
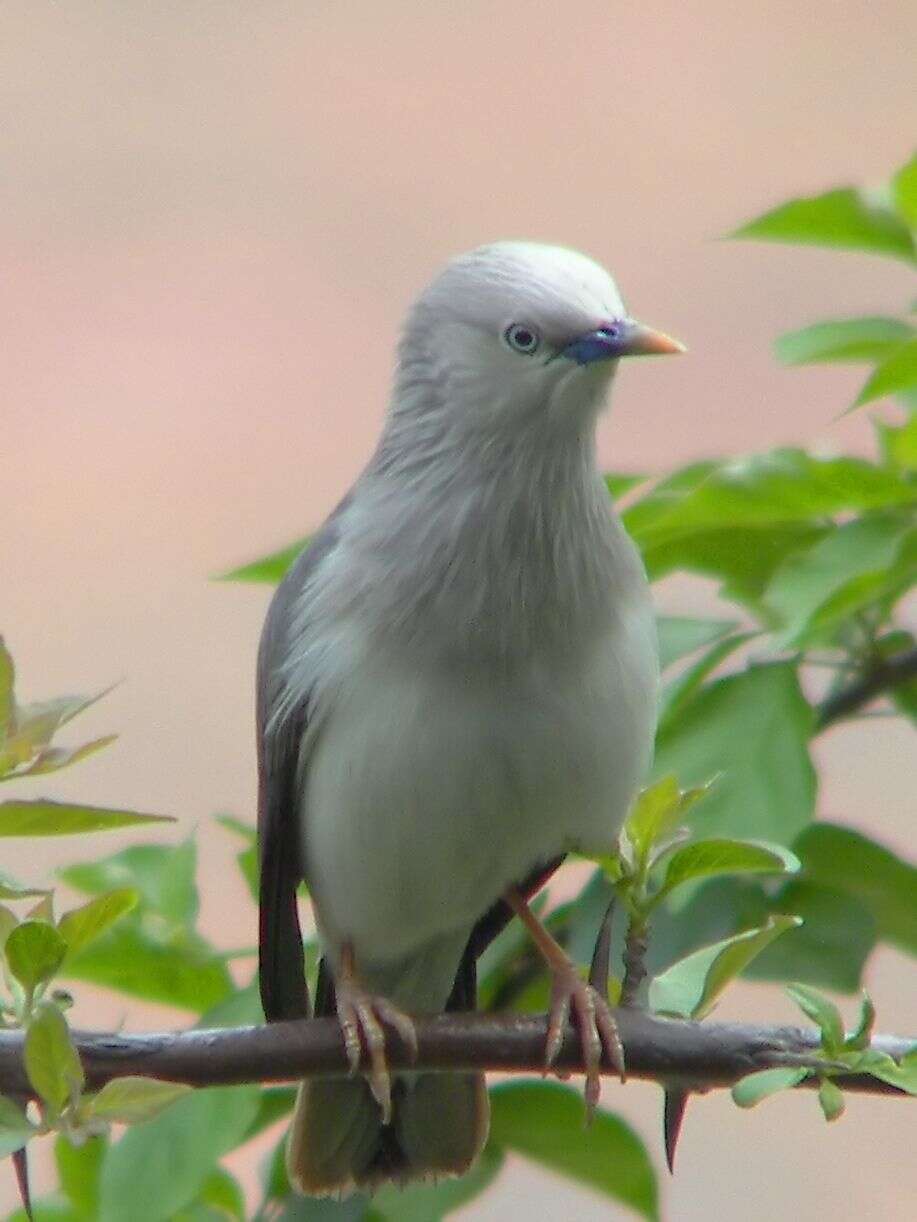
[
  {"x1": 663, "y1": 1087, "x2": 690, "y2": 1173},
  {"x1": 588, "y1": 899, "x2": 615, "y2": 995},
  {"x1": 12, "y1": 1147, "x2": 32, "y2": 1222}
]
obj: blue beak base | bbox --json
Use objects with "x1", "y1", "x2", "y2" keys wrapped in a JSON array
[{"x1": 561, "y1": 319, "x2": 685, "y2": 365}]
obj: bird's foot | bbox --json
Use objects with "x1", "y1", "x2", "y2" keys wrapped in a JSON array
[
  {"x1": 505, "y1": 887, "x2": 625, "y2": 1123},
  {"x1": 334, "y1": 943, "x2": 418, "y2": 1124},
  {"x1": 545, "y1": 959, "x2": 625, "y2": 1121}
]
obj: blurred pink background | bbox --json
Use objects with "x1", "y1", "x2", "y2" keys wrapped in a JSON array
[{"x1": 3, "y1": 2, "x2": 915, "y2": 1218}]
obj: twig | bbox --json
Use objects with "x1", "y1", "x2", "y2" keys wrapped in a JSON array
[
  {"x1": 619, "y1": 920, "x2": 649, "y2": 1009},
  {"x1": 0, "y1": 1014, "x2": 910, "y2": 1098},
  {"x1": 815, "y1": 646, "x2": 917, "y2": 730}
]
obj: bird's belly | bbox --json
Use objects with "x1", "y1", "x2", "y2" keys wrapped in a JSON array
[{"x1": 303, "y1": 614, "x2": 657, "y2": 976}]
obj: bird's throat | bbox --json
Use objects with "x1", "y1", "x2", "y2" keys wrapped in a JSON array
[{"x1": 353, "y1": 427, "x2": 629, "y2": 666}]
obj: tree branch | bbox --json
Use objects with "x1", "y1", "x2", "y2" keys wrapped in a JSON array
[
  {"x1": 0, "y1": 1013, "x2": 911, "y2": 1099},
  {"x1": 815, "y1": 645, "x2": 917, "y2": 730}
]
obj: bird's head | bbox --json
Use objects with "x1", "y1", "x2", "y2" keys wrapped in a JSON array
[{"x1": 393, "y1": 241, "x2": 684, "y2": 443}]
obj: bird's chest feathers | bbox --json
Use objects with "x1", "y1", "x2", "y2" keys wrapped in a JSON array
[
  {"x1": 295, "y1": 464, "x2": 657, "y2": 961},
  {"x1": 302, "y1": 600, "x2": 657, "y2": 962},
  {"x1": 327, "y1": 438, "x2": 638, "y2": 662}
]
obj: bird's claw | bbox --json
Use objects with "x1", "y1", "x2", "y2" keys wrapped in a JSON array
[
  {"x1": 335, "y1": 983, "x2": 417, "y2": 1124},
  {"x1": 545, "y1": 962, "x2": 625, "y2": 1123}
]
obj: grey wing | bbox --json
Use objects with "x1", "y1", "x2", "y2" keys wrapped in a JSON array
[{"x1": 256, "y1": 500, "x2": 350, "y2": 1022}]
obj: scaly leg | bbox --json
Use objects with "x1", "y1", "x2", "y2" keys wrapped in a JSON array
[
  {"x1": 333, "y1": 941, "x2": 418, "y2": 1124},
  {"x1": 505, "y1": 887, "x2": 625, "y2": 1120}
]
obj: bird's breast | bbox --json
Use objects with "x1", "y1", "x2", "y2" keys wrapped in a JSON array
[{"x1": 301, "y1": 587, "x2": 657, "y2": 970}]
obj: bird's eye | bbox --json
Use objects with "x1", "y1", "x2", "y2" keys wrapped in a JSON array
[{"x1": 503, "y1": 323, "x2": 540, "y2": 355}]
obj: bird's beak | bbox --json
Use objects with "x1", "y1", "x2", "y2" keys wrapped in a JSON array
[
  {"x1": 617, "y1": 320, "x2": 686, "y2": 357},
  {"x1": 562, "y1": 319, "x2": 686, "y2": 366}
]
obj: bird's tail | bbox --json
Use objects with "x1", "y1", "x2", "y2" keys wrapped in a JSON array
[{"x1": 285, "y1": 1070, "x2": 489, "y2": 1196}]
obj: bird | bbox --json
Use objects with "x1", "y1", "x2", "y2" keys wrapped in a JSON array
[{"x1": 256, "y1": 240, "x2": 683, "y2": 1197}]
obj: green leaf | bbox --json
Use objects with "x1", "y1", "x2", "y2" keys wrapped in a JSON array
[
  {"x1": 775, "y1": 317, "x2": 913, "y2": 365},
  {"x1": 0, "y1": 1094, "x2": 37, "y2": 1160},
  {"x1": 893, "y1": 680, "x2": 917, "y2": 723},
  {"x1": 861, "y1": 1047, "x2": 917, "y2": 1095},
  {"x1": 6, "y1": 920, "x2": 67, "y2": 995},
  {"x1": 763, "y1": 515, "x2": 913, "y2": 648},
  {"x1": 745, "y1": 880, "x2": 876, "y2": 992},
  {"x1": 14, "y1": 735, "x2": 118, "y2": 779},
  {"x1": 653, "y1": 664, "x2": 816, "y2": 843},
  {"x1": 0, "y1": 904, "x2": 18, "y2": 949},
  {"x1": 877, "y1": 414, "x2": 917, "y2": 473},
  {"x1": 732, "y1": 1067, "x2": 809, "y2": 1108},
  {"x1": 626, "y1": 450, "x2": 917, "y2": 552},
  {"x1": 182, "y1": 1168, "x2": 247, "y2": 1220},
  {"x1": 24, "y1": 1002, "x2": 84, "y2": 1116},
  {"x1": 58, "y1": 890, "x2": 139, "y2": 958},
  {"x1": 657, "y1": 631, "x2": 754, "y2": 730},
  {"x1": 0, "y1": 870, "x2": 49, "y2": 901},
  {"x1": 0, "y1": 688, "x2": 117, "y2": 778},
  {"x1": 61, "y1": 841, "x2": 199, "y2": 926},
  {"x1": 624, "y1": 775, "x2": 682, "y2": 864},
  {"x1": 817, "y1": 1077, "x2": 845, "y2": 1122},
  {"x1": 0, "y1": 800, "x2": 173, "y2": 836},
  {"x1": 627, "y1": 461, "x2": 811, "y2": 602},
  {"x1": 16, "y1": 688, "x2": 113, "y2": 734},
  {"x1": 242, "y1": 1085, "x2": 296, "y2": 1143},
  {"x1": 217, "y1": 537, "x2": 310, "y2": 584},
  {"x1": 5, "y1": 1201, "x2": 82, "y2": 1222},
  {"x1": 271, "y1": 1194, "x2": 368, "y2": 1221},
  {"x1": 731, "y1": 186, "x2": 915, "y2": 262},
  {"x1": 56, "y1": 1133, "x2": 107, "y2": 1218},
  {"x1": 236, "y1": 846, "x2": 257, "y2": 901},
  {"x1": 786, "y1": 983, "x2": 845, "y2": 1053},
  {"x1": 892, "y1": 153, "x2": 917, "y2": 229},
  {"x1": 615, "y1": 777, "x2": 713, "y2": 881},
  {"x1": 854, "y1": 337, "x2": 917, "y2": 407},
  {"x1": 796, "y1": 560, "x2": 916, "y2": 644},
  {"x1": 199, "y1": 981, "x2": 264, "y2": 1029},
  {"x1": 649, "y1": 915, "x2": 801, "y2": 1019},
  {"x1": 213, "y1": 814, "x2": 254, "y2": 842},
  {"x1": 488, "y1": 1081, "x2": 658, "y2": 1220},
  {"x1": 847, "y1": 993, "x2": 876, "y2": 1051},
  {"x1": 215, "y1": 816, "x2": 258, "y2": 902},
  {"x1": 477, "y1": 894, "x2": 551, "y2": 1011},
  {"x1": 27, "y1": 892, "x2": 54, "y2": 923},
  {"x1": 645, "y1": 523, "x2": 828, "y2": 606},
  {"x1": 98, "y1": 1085, "x2": 261, "y2": 1222},
  {"x1": 63, "y1": 921, "x2": 232, "y2": 1013},
  {"x1": 88, "y1": 1077, "x2": 192, "y2": 1124},
  {"x1": 656, "y1": 839, "x2": 799, "y2": 902},
  {"x1": 0, "y1": 639, "x2": 13, "y2": 742},
  {"x1": 628, "y1": 449, "x2": 915, "y2": 608},
  {"x1": 370, "y1": 1144, "x2": 504, "y2": 1220},
  {"x1": 655, "y1": 616, "x2": 738, "y2": 670},
  {"x1": 793, "y1": 824, "x2": 917, "y2": 956},
  {"x1": 58, "y1": 840, "x2": 230, "y2": 1010},
  {"x1": 605, "y1": 472, "x2": 647, "y2": 500}
]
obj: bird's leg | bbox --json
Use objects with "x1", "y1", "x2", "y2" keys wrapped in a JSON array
[
  {"x1": 505, "y1": 887, "x2": 625, "y2": 1120},
  {"x1": 333, "y1": 941, "x2": 418, "y2": 1124}
]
